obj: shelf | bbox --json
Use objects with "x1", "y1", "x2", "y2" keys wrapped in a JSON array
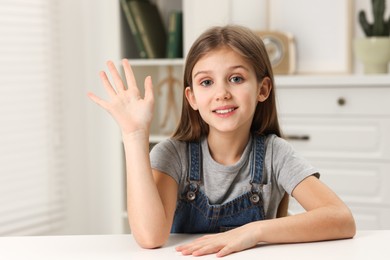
[
  {"x1": 128, "y1": 58, "x2": 184, "y2": 66},
  {"x1": 126, "y1": 59, "x2": 389, "y2": 87},
  {"x1": 127, "y1": 59, "x2": 389, "y2": 88}
]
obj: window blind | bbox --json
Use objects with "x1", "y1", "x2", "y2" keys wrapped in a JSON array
[{"x1": 0, "y1": 0, "x2": 65, "y2": 235}]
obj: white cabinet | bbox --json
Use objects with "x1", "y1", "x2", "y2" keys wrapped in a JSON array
[{"x1": 276, "y1": 76, "x2": 390, "y2": 229}]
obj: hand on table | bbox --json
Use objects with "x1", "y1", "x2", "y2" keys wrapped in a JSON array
[{"x1": 176, "y1": 223, "x2": 259, "y2": 257}]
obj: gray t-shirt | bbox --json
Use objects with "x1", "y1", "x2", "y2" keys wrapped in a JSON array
[{"x1": 150, "y1": 134, "x2": 319, "y2": 219}]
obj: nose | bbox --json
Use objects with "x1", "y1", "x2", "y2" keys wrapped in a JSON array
[{"x1": 215, "y1": 84, "x2": 231, "y2": 101}]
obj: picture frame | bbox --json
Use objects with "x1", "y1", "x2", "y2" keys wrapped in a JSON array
[{"x1": 268, "y1": 0, "x2": 353, "y2": 74}]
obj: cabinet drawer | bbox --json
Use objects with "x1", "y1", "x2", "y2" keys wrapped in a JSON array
[
  {"x1": 286, "y1": 161, "x2": 390, "y2": 227},
  {"x1": 277, "y1": 87, "x2": 390, "y2": 116},
  {"x1": 312, "y1": 161, "x2": 390, "y2": 207},
  {"x1": 280, "y1": 117, "x2": 390, "y2": 160},
  {"x1": 349, "y1": 206, "x2": 390, "y2": 230},
  {"x1": 288, "y1": 198, "x2": 390, "y2": 230}
]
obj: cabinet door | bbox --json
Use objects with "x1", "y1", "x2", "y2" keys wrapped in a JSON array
[{"x1": 279, "y1": 117, "x2": 390, "y2": 161}]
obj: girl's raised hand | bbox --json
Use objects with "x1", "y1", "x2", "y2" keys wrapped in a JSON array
[{"x1": 87, "y1": 59, "x2": 154, "y2": 135}]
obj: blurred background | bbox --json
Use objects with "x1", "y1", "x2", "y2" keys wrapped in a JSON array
[
  {"x1": 0, "y1": 0, "x2": 125, "y2": 236},
  {"x1": 0, "y1": 0, "x2": 389, "y2": 236}
]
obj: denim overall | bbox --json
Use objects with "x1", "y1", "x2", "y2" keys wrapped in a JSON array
[{"x1": 171, "y1": 135, "x2": 266, "y2": 233}]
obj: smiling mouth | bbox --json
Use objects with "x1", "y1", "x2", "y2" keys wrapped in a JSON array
[{"x1": 213, "y1": 107, "x2": 237, "y2": 114}]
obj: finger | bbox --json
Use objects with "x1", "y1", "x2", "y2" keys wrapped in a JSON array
[
  {"x1": 99, "y1": 71, "x2": 117, "y2": 98},
  {"x1": 175, "y1": 236, "x2": 208, "y2": 251},
  {"x1": 192, "y1": 244, "x2": 222, "y2": 257},
  {"x1": 216, "y1": 244, "x2": 238, "y2": 257},
  {"x1": 175, "y1": 234, "x2": 212, "y2": 252},
  {"x1": 122, "y1": 59, "x2": 138, "y2": 90},
  {"x1": 106, "y1": 60, "x2": 126, "y2": 92},
  {"x1": 144, "y1": 76, "x2": 154, "y2": 102},
  {"x1": 175, "y1": 244, "x2": 189, "y2": 252},
  {"x1": 176, "y1": 243, "x2": 199, "y2": 255},
  {"x1": 178, "y1": 239, "x2": 216, "y2": 256},
  {"x1": 87, "y1": 92, "x2": 110, "y2": 110}
]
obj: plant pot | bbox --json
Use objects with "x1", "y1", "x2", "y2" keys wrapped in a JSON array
[{"x1": 354, "y1": 37, "x2": 390, "y2": 74}]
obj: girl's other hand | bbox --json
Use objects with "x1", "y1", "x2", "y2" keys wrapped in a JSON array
[
  {"x1": 87, "y1": 59, "x2": 154, "y2": 135},
  {"x1": 175, "y1": 223, "x2": 259, "y2": 257}
]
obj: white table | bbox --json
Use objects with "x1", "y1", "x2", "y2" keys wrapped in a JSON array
[{"x1": 0, "y1": 230, "x2": 389, "y2": 259}]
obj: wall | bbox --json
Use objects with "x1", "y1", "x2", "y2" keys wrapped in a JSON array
[
  {"x1": 58, "y1": 0, "x2": 88, "y2": 235},
  {"x1": 184, "y1": 0, "x2": 390, "y2": 75},
  {"x1": 59, "y1": 0, "x2": 124, "y2": 234}
]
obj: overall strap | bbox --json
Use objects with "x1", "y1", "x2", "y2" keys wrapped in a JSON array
[
  {"x1": 250, "y1": 134, "x2": 266, "y2": 185},
  {"x1": 248, "y1": 134, "x2": 266, "y2": 204},
  {"x1": 188, "y1": 141, "x2": 202, "y2": 182},
  {"x1": 185, "y1": 141, "x2": 202, "y2": 201}
]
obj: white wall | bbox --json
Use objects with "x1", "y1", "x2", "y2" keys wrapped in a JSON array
[
  {"x1": 82, "y1": 0, "x2": 125, "y2": 235},
  {"x1": 59, "y1": 0, "x2": 124, "y2": 234},
  {"x1": 184, "y1": 0, "x2": 390, "y2": 74},
  {"x1": 58, "y1": 0, "x2": 88, "y2": 235}
]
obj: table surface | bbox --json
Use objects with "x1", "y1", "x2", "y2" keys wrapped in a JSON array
[{"x1": 0, "y1": 230, "x2": 389, "y2": 259}]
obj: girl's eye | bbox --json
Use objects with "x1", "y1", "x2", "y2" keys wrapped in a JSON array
[
  {"x1": 230, "y1": 76, "x2": 243, "y2": 84},
  {"x1": 200, "y1": 79, "x2": 213, "y2": 87}
]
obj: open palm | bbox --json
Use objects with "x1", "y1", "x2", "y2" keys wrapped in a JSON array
[{"x1": 88, "y1": 59, "x2": 154, "y2": 135}]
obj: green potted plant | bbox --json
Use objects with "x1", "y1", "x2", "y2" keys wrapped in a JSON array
[{"x1": 354, "y1": 0, "x2": 390, "y2": 74}]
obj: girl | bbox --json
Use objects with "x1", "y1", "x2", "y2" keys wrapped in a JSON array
[{"x1": 87, "y1": 25, "x2": 356, "y2": 257}]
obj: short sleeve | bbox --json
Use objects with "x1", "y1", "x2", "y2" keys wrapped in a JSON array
[
  {"x1": 149, "y1": 139, "x2": 186, "y2": 184},
  {"x1": 269, "y1": 136, "x2": 319, "y2": 196}
]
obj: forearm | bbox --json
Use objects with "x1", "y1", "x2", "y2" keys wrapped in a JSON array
[
  {"x1": 122, "y1": 130, "x2": 170, "y2": 248},
  {"x1": 252, "y1": 205, "x2": 356, "y2": 244},
  {"x1": 89, "y1": 59, "x2": 164, "y2": 246}
]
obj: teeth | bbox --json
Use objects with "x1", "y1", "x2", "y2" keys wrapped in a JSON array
[{"x1": 215, "y1": 108, "x2": 235, "y2": 114}]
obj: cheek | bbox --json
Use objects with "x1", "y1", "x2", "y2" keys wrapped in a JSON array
[
  {"x1": 240, "y1": 88, "x2": 259, "y2": 103},
  {"x1": 191, "y1": 90, "x2": 209, "y2": 108},
  {"x1": 194, "y1": 99, "x2": 208, "y2": 113},
  {"x1": 242, "y1": 90, "x2": 261, "y2": 112}
]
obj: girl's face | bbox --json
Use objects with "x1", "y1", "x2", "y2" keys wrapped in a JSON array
[{"x1": 185, "y1": 46, "x2": 270, "y2": 137}]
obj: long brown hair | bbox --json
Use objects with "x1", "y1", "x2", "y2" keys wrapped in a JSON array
[{"x1": 172, "y1": 25, "x2": 282, "y2": 142}]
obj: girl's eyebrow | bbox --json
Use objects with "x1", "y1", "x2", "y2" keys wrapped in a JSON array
[
  {"x1": 193, "y1": 70, "x2": 211, "y2": 78},
  {"x1": 193, "y1": 65, "x2": 249, "y2": 78},
  {"x1": 230, "y1": 65, "x2": 250, "y2": 71}
]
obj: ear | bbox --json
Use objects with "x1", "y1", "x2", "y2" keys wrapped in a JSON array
[
  {"x1": 185, "y1": 86, "x2": 198, "y2": 110},
  {"x1": 258, "y1": 77, "x2": 272, "y2": 102}
]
